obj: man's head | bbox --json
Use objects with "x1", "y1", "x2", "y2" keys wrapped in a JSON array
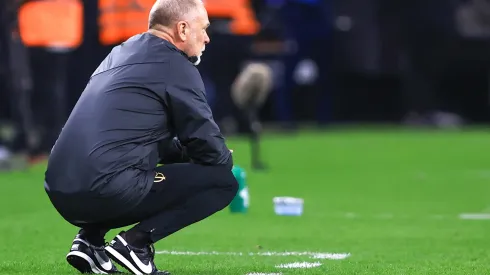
[{"x1": 148, "y1": 0, "x2": 210, "y2": 65}]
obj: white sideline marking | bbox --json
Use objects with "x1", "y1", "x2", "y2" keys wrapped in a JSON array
[
  {"x1": 156, "y1": 250, "x2": 350, "y2": 260},
  {"x1": 311, "y1": 253, "x2": 350, "y2": 260},
  {"x1": 459, "y1": 213, "x2": 490, "y2": 220},
  {"x1": 330, "y1": 212, "x2": 490, "y2": 220},
  {"x1": 276, "y1": 262, "x2": 322, "y2": 269}
]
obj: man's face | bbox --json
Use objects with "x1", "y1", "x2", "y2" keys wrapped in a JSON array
[{"x1": 180, "y1": 4, "x2": 210, "y2": 63}]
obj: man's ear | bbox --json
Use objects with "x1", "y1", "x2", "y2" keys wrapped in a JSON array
[{"x1": 177, "y1": 21, "x2": 187, "y2": 41}]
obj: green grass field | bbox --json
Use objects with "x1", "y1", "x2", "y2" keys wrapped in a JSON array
[{"x1": 1, "y1": 129, "x2": 490, "y2": 275}]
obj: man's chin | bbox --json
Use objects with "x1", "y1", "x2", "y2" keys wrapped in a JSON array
[{"x1": 191, "y1": 55, "x2": 202, "y2": 66}]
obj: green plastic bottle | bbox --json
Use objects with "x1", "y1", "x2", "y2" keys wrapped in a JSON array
[{"x1": 229, "y1": 165, "x2": 249, "y2": 213}]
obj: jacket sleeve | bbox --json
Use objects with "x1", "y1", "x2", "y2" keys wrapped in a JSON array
[{"x1": 164, "y1": 63, "x2": 233, "y2": 169}]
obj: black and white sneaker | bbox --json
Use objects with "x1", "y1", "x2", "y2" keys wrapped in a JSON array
[
  {"x1": 66, "y1": 234, "x2": 120, "y2": 274},
  {"x1": 105, "y1": 232, "x2": 170, "y2": 275}
]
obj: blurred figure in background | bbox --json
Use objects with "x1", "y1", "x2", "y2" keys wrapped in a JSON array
[
  {"x1": 0, "y1": 0, "x2": 15, "y2": 168},
  {"x1": 0, "y1": 38, "x2": 12, "y2": 168},
  {"x1": 457, "y1": 0, "x2": 490, "y2": 37},
  {"x1": 0, "y1": 0, "x2": 34, "y2": 169},
  {"x1": 379, "y1": 0, "x2": 464, "y2": 127},
  {"x1": 278, "y1": 0, "x2": 331, "y2": 126}
]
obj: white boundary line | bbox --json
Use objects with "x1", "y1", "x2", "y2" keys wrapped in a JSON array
[
  {"x1": 459, "y1": 213, "x2": 490, "y2": 220},
  {"x1": 155, "y1": 250, "x2": 350, "y2": 260},
  {"x1": 285, "y1": 212, "x2": 490, "y2": 220},
  {"x1": 276, "y1": 262, "x2": 322, "y2": 269}
]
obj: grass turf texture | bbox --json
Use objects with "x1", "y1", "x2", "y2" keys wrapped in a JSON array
[{"x1": 1, "y1": 129, "x2": 490, "y2": 275}]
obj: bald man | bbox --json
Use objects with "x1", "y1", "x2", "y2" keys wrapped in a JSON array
[{"x1": 43, "y1": 0, "x2": 237, "y2": 274}]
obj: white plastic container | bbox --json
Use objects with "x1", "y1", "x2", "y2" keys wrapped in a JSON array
[{"x1": 273, "y1": 197, "x2": 304, "y2": 216}]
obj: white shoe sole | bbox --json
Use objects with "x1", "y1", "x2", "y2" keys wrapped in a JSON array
[{"x1": 67, "y1": 251, "x2": 108, "y2": 274}]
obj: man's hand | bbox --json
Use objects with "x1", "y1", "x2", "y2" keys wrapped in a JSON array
[{"x1": 158, "y1": 138, "x2": 190, "y2": 165}]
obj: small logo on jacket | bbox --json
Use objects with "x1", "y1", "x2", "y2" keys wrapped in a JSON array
[{"x1": 154, "y1": 172, "x2": 166, "y2": 183}]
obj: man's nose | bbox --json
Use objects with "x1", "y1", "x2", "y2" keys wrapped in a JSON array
[{"x1": 204, "y1": 33, "x2": 210, "y2": 44}]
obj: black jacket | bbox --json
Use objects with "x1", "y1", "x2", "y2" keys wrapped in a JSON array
[{"x1": 45, "y1": 33, "x2": 232, "y2": 209}]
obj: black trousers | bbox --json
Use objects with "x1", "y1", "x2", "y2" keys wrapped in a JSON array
[{"x1": 68, "y1": 164, "x2": 238, "y2": 243}]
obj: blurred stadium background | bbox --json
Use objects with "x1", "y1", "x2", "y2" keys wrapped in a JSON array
[{"x1": 1, "y1": 0, "x2": 490, "y2": 274}]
